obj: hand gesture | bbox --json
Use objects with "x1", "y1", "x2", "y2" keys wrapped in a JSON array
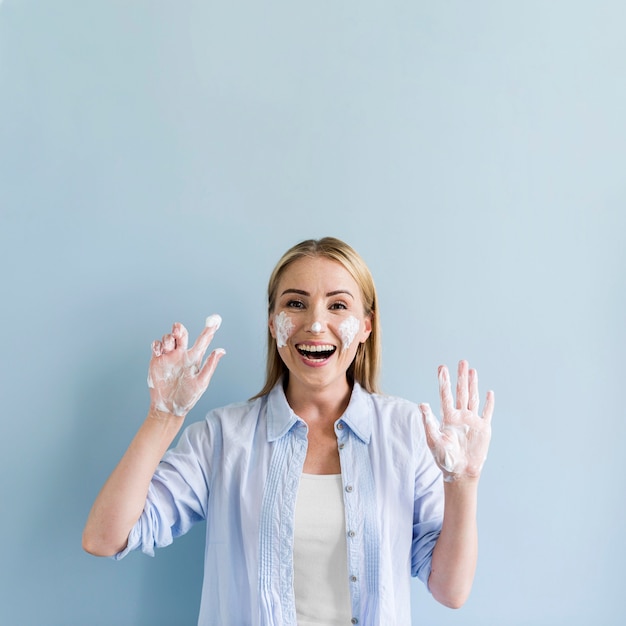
[
  {"x1": 147, "y1": 315, "x2": 226, "y2": 417},
  {"x1": 419, "y1": 360, "x2": 494, "y2": 482}
]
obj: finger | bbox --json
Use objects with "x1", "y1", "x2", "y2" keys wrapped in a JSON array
[
  {"x1": 419, "y1": 403, "x2": 443, "y2": 450},
  {"x1": 151, "y1": 340, "x2": 163, "y2": 357},
  {"x1": 468, "y1": 368, "x2": 479, "y2": 412},
  {"x1": 456, "y1": 360, "x2": 469, "y2": 409},
  {"x1": 162, "y1": 333, "x2": 176, "y2": 353},
  {"x1": 172, "y1": 323, "x2": 189, "y2": 351},
  {"x1": 197, "y1": 348, "x2": 226, "y2": 388},
  {"x1": 189, "y1": 314, "x2": 222, "y2": 362},
  {"x1": 438, "y1": 365, "x2": 454, "y2": 418},
  {"x1": 482, "y1": 390, "x2": 495, "y2": 423}
]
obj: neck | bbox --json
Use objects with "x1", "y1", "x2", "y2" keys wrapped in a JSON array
[{"x1": 285, "y1": 376, "x2": 353, "y2": 425}]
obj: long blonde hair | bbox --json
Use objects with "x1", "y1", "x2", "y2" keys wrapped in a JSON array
[{"x1": 253, "y1": 237, "x2": 381, "y2": 398}]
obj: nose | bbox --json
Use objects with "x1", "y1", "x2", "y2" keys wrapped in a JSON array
[{"x1": 310, "y1": 321, "x2": 322, "y2": 334}]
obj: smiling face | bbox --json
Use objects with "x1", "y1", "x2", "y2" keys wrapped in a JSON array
[{"x1": 269, "y1": 256, "x2": 372, "y2": 398}]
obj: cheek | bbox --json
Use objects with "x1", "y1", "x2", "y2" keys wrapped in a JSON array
[
  {"x1": 273, "y1": 311, "x2": 294, "y2": 348},
  {"x1": 338, "y1": 316, "x2": 361, "y2": 351}
]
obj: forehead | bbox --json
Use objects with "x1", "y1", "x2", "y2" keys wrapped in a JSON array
[{"x1": 277, "y1": 256, "x2": 360, "y2": 294}]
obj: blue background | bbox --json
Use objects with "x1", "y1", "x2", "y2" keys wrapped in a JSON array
[{"x1": 1, "y1": 1, "x2": 624, "y2": 624}]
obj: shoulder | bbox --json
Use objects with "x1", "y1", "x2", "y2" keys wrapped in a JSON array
[
  {"x1": 368, "y1": 390, "x2": 422, "y2": 419},
  {"x1": 363, "y1": 390, "x2": 426, "y2": 444},
  {"x1": 179, "y1": 395, "x2": 268, "y2": 444},
  {"x1": 207, "y1": 396, "x2": 265, "y2": 421}
]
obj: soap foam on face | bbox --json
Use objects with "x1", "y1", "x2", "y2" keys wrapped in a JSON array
[
  {"x1": 339, "y1": 316, "x2": 360, "y2": 351},
  {"x1": 274, "y1": 311, "x2": 294, "y2": 348}
]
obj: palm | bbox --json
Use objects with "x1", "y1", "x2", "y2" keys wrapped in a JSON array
[
  {"x1": 148, "y1": 316, "x2": 225, "y2": 417},
  {"x1": 420, "y1": 361, "x2": 494, "y2": 481}
]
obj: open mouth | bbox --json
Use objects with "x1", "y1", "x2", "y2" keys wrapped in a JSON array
[{"x1": 296, "y1": 343, "x2": 337, "y2": 361}]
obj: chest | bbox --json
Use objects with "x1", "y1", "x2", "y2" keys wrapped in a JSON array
[{"x1": 302, "y1": 422, "x2": 341, "y2": 474}]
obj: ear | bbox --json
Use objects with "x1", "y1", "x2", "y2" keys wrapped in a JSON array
[
  {"x1": 268, "y1": 313, "x2": 276, "y2": 339},
  {"x1": 360, "y1": 314, "x2": 373, "y2": 343}
]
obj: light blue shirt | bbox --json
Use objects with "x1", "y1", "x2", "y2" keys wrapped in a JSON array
[{"x1": 116, "y1": 382, "x2": 444, "y2": 625}]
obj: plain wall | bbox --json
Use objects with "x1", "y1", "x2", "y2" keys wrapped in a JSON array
[{"x1": 1, "y1": 1, "x2": 624, "y2": 624}]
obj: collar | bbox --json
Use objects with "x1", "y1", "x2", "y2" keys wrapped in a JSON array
[{"x1": 266, "y1": 379, "x2": 373, "y2": 444}]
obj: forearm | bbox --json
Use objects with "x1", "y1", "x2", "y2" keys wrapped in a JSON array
[
  {"x1": 428, "y1": 478, "x2": 479, "y2": 609},
  {"x1": 82, "y1": 409, "x2": 184, "y2": 557}
]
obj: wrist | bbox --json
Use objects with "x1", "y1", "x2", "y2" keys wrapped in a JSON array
[
  {"x1": 442, "y1": 475, "x2": 479, "y2": 518},
  {"x1": 146, "y1": 407, "x2": 186, "y2": 431},
  {"x1": 148, "y1": 404, "x2": 185, "y2": 419},
  {"x1": 443, "y1": 474, "x2": 480, "y2": 491}
]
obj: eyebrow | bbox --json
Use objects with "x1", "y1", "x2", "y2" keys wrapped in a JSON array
[{"x1": 280, "y1": 288, "x2": 354, "y2": 299}]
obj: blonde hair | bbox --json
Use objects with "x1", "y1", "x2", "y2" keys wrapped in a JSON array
[{"x1": 253, "y1": 237, "x2": 381, "y2": 398}]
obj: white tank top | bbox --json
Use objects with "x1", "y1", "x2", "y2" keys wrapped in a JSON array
[{"x1": 293, "y1": 474, "x2": 352, "y2": 625}]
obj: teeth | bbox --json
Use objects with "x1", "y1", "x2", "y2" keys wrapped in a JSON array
[{"x1": 298, "y1": 344, "x2": 335, "y2": 353}]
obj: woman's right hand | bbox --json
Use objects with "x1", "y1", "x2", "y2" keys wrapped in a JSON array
[
  {"x1": 83, "y1": 316, "x2": 225, "y2": 556},
  {"x1": 148, "y1": 315, "x2": 226, "y2": 418}
]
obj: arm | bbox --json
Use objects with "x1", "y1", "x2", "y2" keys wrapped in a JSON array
[
  {"x1": 82, "y1": 315, "x2": 225, "y2": 557},
  {"x1": 419, "y1": 360, "x2": 494, "y2": 608}
]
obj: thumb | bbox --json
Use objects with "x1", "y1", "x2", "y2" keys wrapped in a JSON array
[{"x1": 419, "y1": 403, "x2": 443, "y2": 451}]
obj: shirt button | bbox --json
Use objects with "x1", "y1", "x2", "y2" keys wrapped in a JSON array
[
  {"x1": 351, "y1": 619, "x2": 358, "y2": 624},
  {"x1": 350, "y1": 575, "x2": 358, "y2": 583},
  {"x1": 345, "y1": 485, "x2": 353, "y2": 493},
  {"x1": 338, "y1": 443, "x2": 345, "y2": 450},
  {"x1": 348, "y1": 530, "x2": 356, "y2": 538},
  {"x1": 337, "y1": 423, "x2": 344, "y2": 430}
]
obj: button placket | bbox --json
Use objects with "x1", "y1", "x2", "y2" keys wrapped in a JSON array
[{"x1": 338, "y1": 423, "x2": 360, "y2": 625}]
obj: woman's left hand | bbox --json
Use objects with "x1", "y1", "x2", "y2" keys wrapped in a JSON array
[{"x1": 419, "y1": 360, "x2": 494, "y2": 482}]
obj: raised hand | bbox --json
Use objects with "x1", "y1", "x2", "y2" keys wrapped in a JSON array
[
  {"x1": 147, "y1": 315, "x2": 226, "y2": 417},
  {"x1": 419, "y1": 360, "x2": 494, "y2": 482}
]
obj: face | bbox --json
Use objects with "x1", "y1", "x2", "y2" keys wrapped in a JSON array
[{"x1": 269, "y1": 256, "x2": 372, "y2": 396}]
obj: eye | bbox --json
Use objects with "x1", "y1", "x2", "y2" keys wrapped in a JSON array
[
  {"x1": 286, "y1": 299, "x2": 305, "y2": 309},
  {"x1": 329, "y1": 301, "x2": 348, "y2": 310}
]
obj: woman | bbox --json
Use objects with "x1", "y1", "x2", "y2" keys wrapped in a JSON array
[{"x1": 83, "y1": 237, "x2": 494, "y2": 625}]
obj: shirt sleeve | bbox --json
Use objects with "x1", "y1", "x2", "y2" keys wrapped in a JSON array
[
  {"x1": 113, "y1": 419, "x2": 213, "y2": 560},
  {"x1": 410, "y1": 409, "x2": 444, "y2": 587}
]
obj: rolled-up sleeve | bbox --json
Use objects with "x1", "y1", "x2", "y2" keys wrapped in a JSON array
[
  {"x1": 410, "y1": 411, "x2": 444, "y2": 586},
  {"x1": 113, "y1": 420, "x2": 212, "y2": 560}
]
